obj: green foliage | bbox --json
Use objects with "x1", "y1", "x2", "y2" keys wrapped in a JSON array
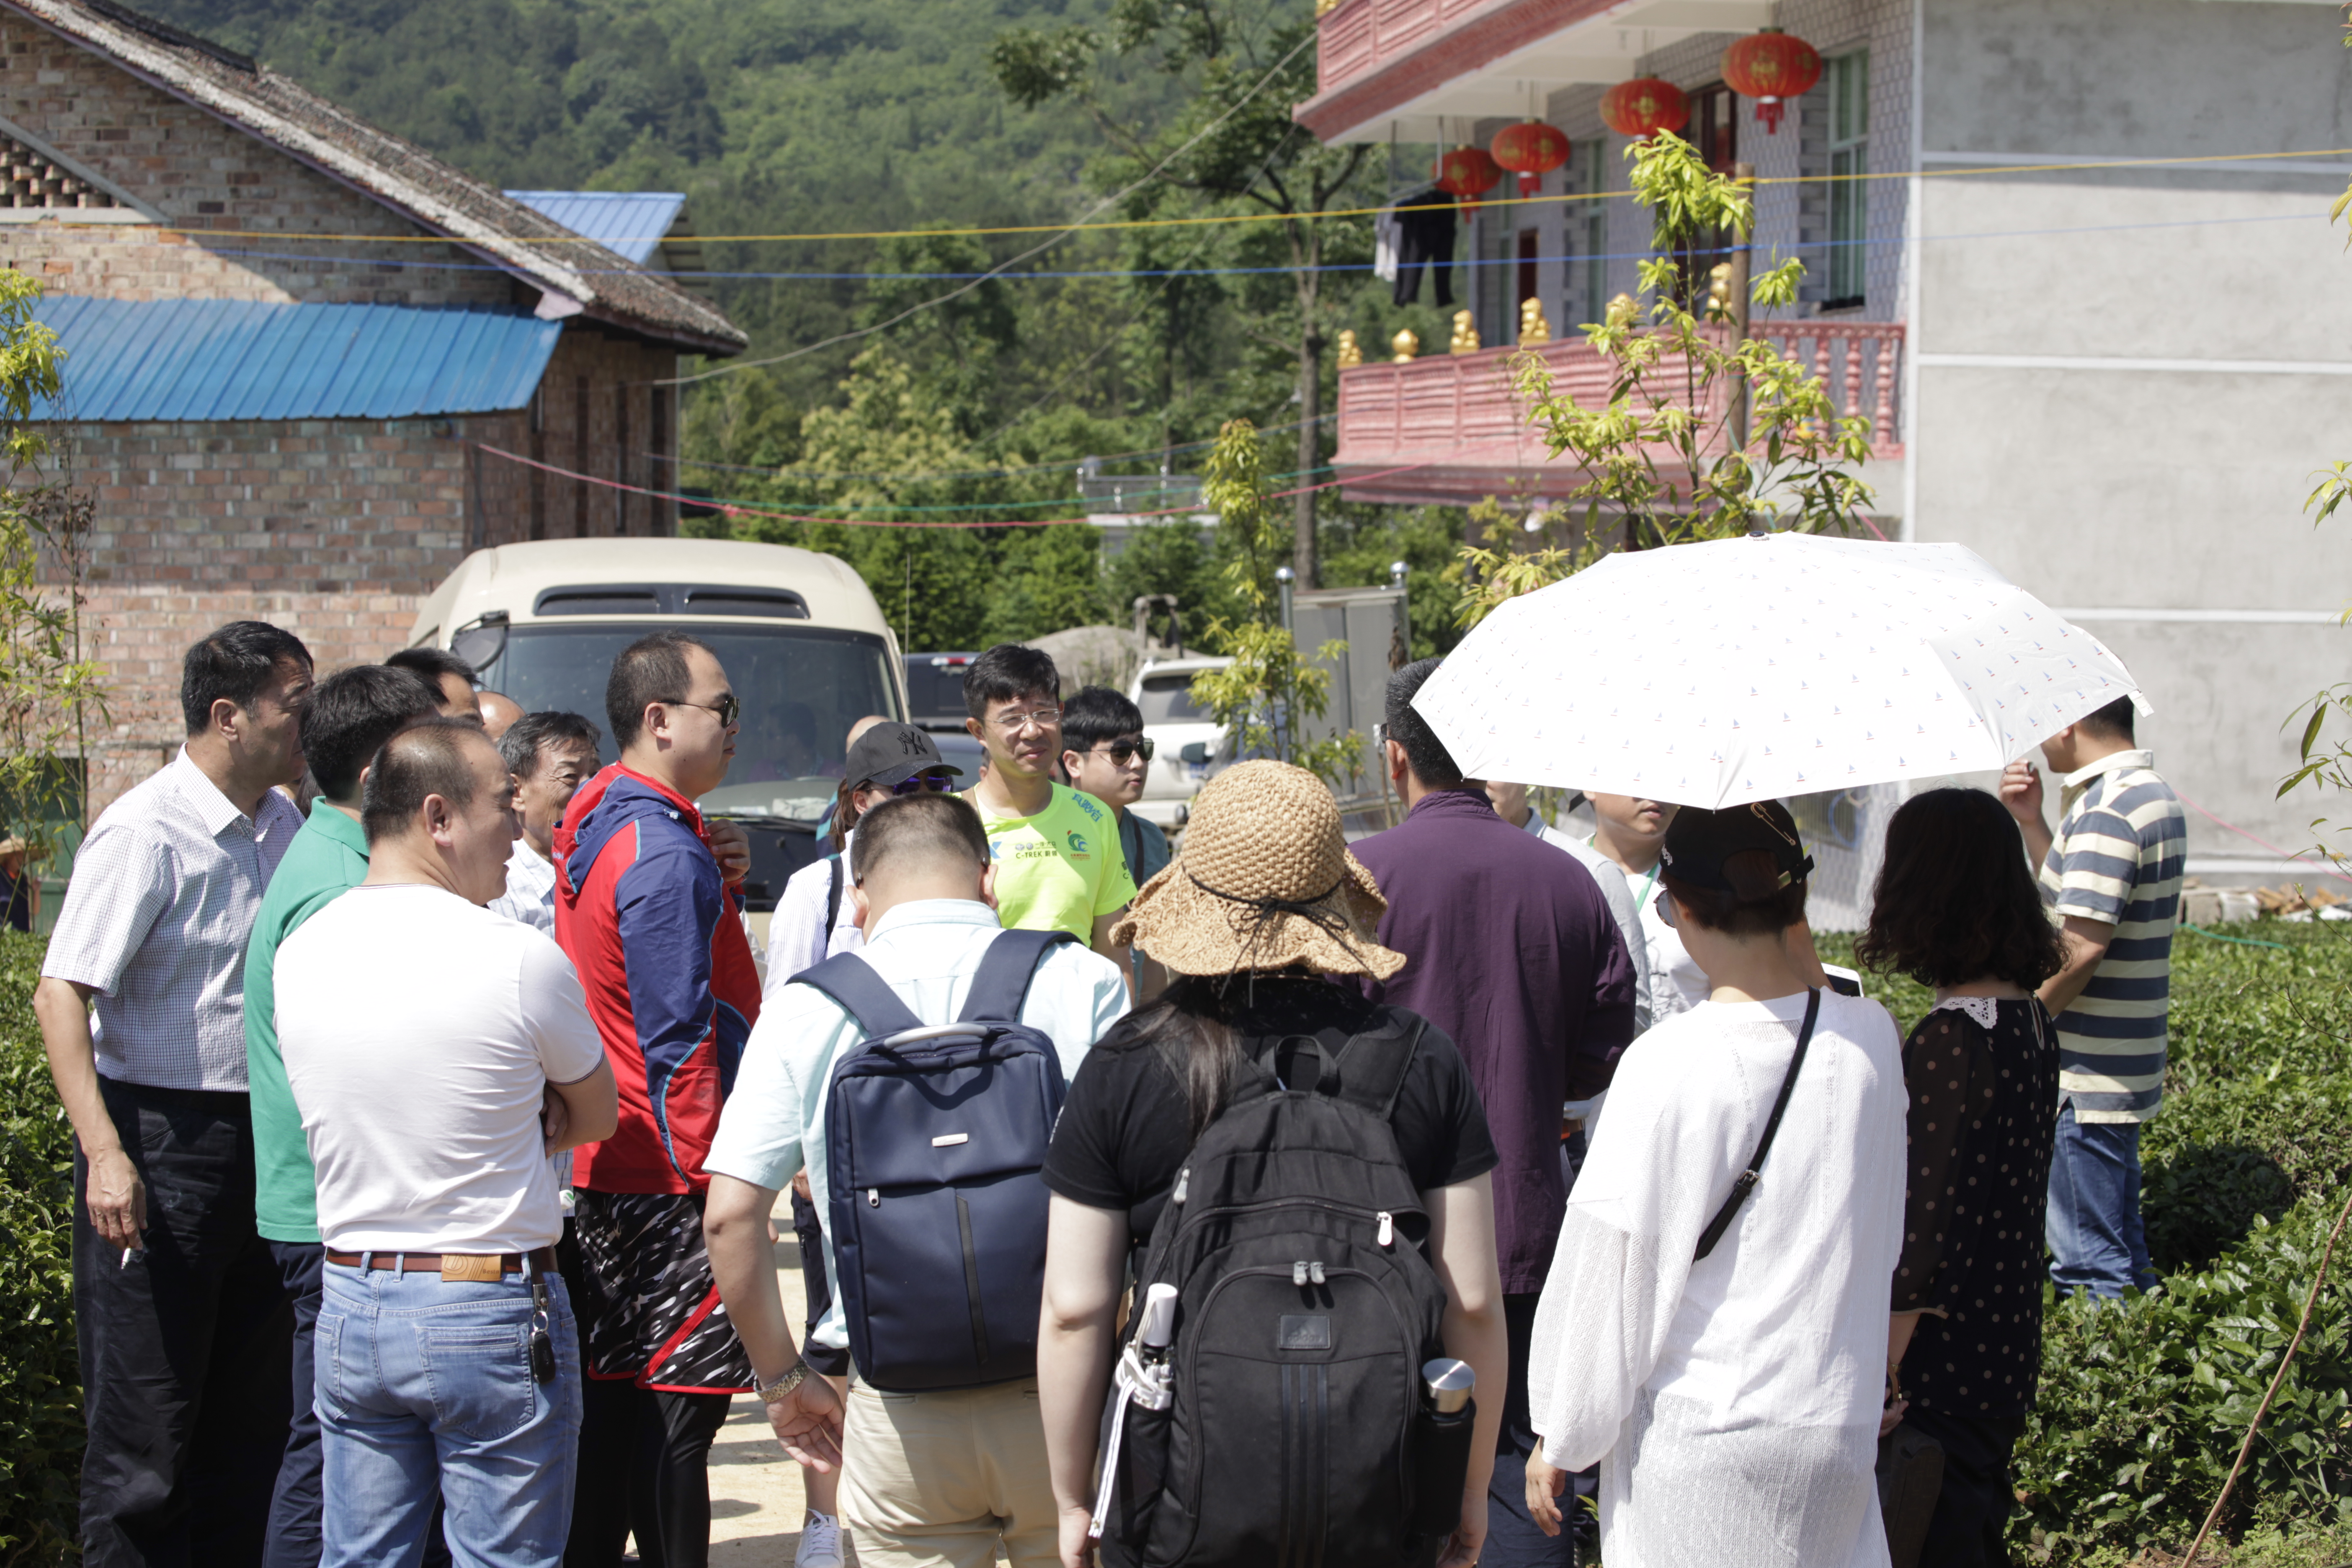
[
  {"x1": 0, "y1": 932, "x2": 78, "y2": 1563},
  {"x1": 1455, "y1": 134, "x2": 1877, "y2": 628},
  {"x1": 0, "y1": 270, "x2": 103, "y2": 867},
  {"x1": 1822, "y1": 923, "x2": 2352, "y2": 1563},
  {"x1": 1188, "y1": 420, "x2": 1362, "y2": 791}
]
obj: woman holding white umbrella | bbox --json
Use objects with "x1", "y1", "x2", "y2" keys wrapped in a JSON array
[{"x1": 1522, "y1": 799, "x2": 1907, "y2": 1568}]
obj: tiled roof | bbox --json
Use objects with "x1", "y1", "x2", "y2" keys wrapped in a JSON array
[
  {"x1": 31, "y1": 296, "x2": 562, "y2": 420},
  {"x1": 2, "y1": 0, "x2": 747, "y2": 354}
]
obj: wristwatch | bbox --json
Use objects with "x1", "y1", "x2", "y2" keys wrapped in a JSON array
[{"x1": 757, "y1": 1360, "x2": 810, "y2": 1405}]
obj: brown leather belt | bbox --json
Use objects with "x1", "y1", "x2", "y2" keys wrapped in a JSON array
[{"x1": 326, "y1": 1248, "x2": 558, "y2": 1281}]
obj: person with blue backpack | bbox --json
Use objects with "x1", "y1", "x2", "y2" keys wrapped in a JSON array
[
  {"x1": 701, "y1": 789, "x2": 1130, "y2": 1568},
  {"x1": 1036, "y1": 760, "x2": 1510, "y2": 1568}
]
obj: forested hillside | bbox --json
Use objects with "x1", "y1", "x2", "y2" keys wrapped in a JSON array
[{"x1": 133, "y1": 0, "x2": 1467, "y2": 650}]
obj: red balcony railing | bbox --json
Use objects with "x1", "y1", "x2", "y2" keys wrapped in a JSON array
[
  {"x1": 1314, "y1": 0, "x2": 1502, "y2": 97},
  {"x1": 1330, "y1": 322, "x2": 1905, "y2": 506}
]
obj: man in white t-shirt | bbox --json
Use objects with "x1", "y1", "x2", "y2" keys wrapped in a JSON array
[
  {"x1": 275, "y1": 719, "x2": 617, "y2": 1568},
  {"x1": 1585, "y1": 792, "x2": 1710, "y2": 1022}
]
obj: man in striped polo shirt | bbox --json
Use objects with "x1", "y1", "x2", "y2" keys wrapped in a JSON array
[{"x1": 2001, "y1": 695, "x2": 2184, "y2": 1298}]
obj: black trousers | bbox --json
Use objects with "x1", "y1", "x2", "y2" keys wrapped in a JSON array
[
  {"x1": 566, "y1": 1379, "x2": 731, "y2": 1568},
  {"x1": 558, "y1": 1220, "x2": 730, "y2": 1568},
  {"x1": 1482, "y1": 1291, "x2": 1575, "y2": 1568},
  {"x1": 1904, "y1": 1405, "x2": 2028, "y2": 1568},
  {"x1": 72, "y1": 1078, "x2": 294, "y2": 1568},
  {"x1": 261, "y1": 1242, "x2": 324, "y2": 1568}
]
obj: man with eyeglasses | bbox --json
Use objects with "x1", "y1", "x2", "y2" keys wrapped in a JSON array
[
  {"x1": 958, "y1": 645, "x2": 1139, "y2": 986},
  {"x1": 552, "y1": 632, "x2": 765, "y2": 1568}
]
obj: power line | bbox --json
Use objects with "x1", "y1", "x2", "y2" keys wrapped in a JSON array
[
  {"x1": 186, "y1": 207, "x2": 2325, "y2": 284},
  {"x1": 131, "y1": 145, "x2": 2352, "y2": 247},
  {"x1": 653, "y1": 412, "x2": 1334, "y2": 480}
]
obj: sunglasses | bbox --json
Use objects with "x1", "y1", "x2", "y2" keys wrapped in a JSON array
[
  {"x1": 1653, "y1": 887, "x2": 1679, "y2": 930},
  {"x1": 1088, "y1": 738, "x2": 1155, "y2": 765},
  {"x1": 671, "y1": 694, "x2": 741, "y2": 728},
  {"x1": 865, "y1": 771, "x2": 954, "y2": 797}
]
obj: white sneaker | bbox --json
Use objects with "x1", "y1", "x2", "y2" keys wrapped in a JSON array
[{"x1": 795, "y1": 1510, "x2": 843, "y2": 1568}]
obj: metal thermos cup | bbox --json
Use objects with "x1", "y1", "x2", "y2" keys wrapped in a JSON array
[{"x1": 1422, "y1": 1357, "x2": 1475, "y2": 1415}]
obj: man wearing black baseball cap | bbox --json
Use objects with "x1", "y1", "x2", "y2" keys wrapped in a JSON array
[{"x1": 1522, "y1": 795, "x2": 1908, "y2": 1568}]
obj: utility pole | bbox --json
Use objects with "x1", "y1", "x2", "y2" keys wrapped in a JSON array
[{"x1": 1728, "y1": 160, "x2": 1754, "y2": 453}]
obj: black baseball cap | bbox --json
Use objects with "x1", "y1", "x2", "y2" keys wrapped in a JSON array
[
  {"x1": 844, "y1": 723, "x2": 964, "y2": 790},
  {"x1": 1660, "y1": 799, "x2": 1815, "y2": 897}
]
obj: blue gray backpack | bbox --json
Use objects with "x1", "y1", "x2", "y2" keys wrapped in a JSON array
[{"x1": 794, "y1": 927, "x2": 1078, "y2": 1391}]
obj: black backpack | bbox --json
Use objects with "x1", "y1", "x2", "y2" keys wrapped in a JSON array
[
  {"x1": 794, "y1": 927, "x2": 1077, "y2": 1391},
  {"x1": 1094, "y1": 1017, "x2": 1463, "y2": 1567}
]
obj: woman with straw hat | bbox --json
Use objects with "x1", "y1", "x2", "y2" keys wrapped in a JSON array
[{"x1": 1034, "y1": 760, "x2": 1509, "y2": 1568}]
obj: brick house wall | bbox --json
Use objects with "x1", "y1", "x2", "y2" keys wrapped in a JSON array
[{"x1": 0, "y1": 15, "x2": 697, "y2": 812}]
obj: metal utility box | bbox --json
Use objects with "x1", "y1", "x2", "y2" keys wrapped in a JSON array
[{"x1": 1290, "y1": 583, "x2": 1409, "y2": 802}]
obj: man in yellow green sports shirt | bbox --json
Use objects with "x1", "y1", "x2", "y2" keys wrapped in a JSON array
[{"x1": 959, "y1": 642, "x2": 1158, "y2": 999}]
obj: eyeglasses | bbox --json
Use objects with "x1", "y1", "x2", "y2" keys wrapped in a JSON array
[
  {"x1": 1088, "y1": 738, "x2": 1155, "y2": 765},
  {"x1": 1653, "y1": 888, "x2": 1679, "y2": 930},
  {"x1": 671, "y1": 695, "x2": 741, "y2": 728},
  {"x1": 988, "y1": 706, "x2": 1062, "y2": 735}
]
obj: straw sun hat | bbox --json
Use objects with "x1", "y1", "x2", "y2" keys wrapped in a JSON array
[{"x1": 1112, "y1": 758, "x2": 1405, "y2": 982}]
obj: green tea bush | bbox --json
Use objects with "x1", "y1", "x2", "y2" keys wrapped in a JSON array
[
  {"x1": 1827, "y1": 921, "x2": 2352, "y2": 1563},
  {"x1": 0, "y1": 931, "x2": 76, "y2": 1562}
]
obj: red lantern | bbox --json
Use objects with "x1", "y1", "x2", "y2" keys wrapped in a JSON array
[
  {"x1": 1599, "y1": 77, "x2": 1690, "y2": 140},
  {"x1": 1491, "y1": 120, "x2": 1570, "y2": 198},
  {"x1": 1721, "y1": 28, "x2": 1822, "y2": 134},
  {"x1": 1434, "y1": 144, "x2": 1501, "y2": 209}
]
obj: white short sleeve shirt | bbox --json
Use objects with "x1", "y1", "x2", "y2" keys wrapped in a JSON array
[
  {"x1": 275, "y1": 883, "x2": 606, "y2": 1253},
  {"x1": 41, "y1": 750, "x2": 304, "y2": 1090}
]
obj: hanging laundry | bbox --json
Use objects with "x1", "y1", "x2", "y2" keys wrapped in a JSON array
[
  {"x1": 1373, "y1": 205, "x2": 1401, "y2": 283},
  {"x1": 1392, "y1": 191, "x2": 1458, "y2": 309}
]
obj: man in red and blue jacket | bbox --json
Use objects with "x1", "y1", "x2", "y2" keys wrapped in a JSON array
[{"x1": 553, "y1": 632, "x2": 763, "y2": 1568}]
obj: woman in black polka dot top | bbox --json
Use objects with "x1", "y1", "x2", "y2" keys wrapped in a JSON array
[{"x1": 1857, "y1": 787, "x2": 2067, "y2": 1568}]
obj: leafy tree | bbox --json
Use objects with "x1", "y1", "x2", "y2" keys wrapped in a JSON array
[
  {"x1": 1454, "y1": 133, "x2": 1876, "y2": 627},
  {"x1": 1186, "y1": 419, "x2": 1360, "y2": 789},
  {"x1": 993, "y1": 1, "x2": 1375, "y2": 585},
  {"x1": 0, "y1": 270, "x2": 103, "y2": 864}
]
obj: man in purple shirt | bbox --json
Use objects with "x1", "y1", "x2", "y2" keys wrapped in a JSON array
[{"x1": 1352, "y1": 656, "x2": 1638, "y2": 1568}]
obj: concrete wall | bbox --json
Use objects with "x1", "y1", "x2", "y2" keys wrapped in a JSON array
[{"x1": 1912, "y1": 0, "x2": 2352, "y2": 869}]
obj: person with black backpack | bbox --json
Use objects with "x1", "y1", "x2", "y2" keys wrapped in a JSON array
[
  {"x1": 1037, "y1": 760, "x2": 1509, "y2": 1568},
  {"x1": 702, "y1": 789, "x2": 1130, "y2": 1568}
]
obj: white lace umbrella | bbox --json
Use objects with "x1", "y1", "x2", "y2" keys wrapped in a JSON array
[{"x1": 1411, "y1": 531, "x2": 2143, "y2": 810}]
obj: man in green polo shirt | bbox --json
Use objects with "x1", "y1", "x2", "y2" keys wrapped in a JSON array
[
  {"x1": 242, "y1": 663, "x2": 439, "y2": 1568},
  {"x1": 958, "y1": 645, "x2": 1139, "y2": 987}
]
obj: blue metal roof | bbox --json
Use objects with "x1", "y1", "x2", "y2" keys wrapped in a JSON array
[
  {"x1": 503, "y1": 191, "x2": 686, "y2": 266},
  {"x1": 30, "y1": 297, "x2": 563, "y2": 422}
]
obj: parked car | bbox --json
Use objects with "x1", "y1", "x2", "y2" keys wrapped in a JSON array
[
  {"x1": 902, "y1": 651, "x2": 988, "y2": 787},
  {"x1": 1127, "y1": 655, "x2": 1232, "y2": 828}
]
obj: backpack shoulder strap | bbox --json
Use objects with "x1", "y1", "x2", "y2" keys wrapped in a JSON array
[
  {"x1": 824, "y1": 855, "x2": 845, "y2": 934},
  {"x1": 1693, "y1": 987, "x2": 1821, "y2": 1261},
  {"x1": 957, "y1": 927, "x2": 1081, "y2": 1024},
  {"x1": 1327, "y1": 1015, "x2": 1425, "y2": 1121},
  {"x1": 795, "y1": 951, "x2": 926, "y2": 1042}
]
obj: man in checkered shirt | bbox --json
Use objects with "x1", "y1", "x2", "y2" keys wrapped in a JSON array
[
  {"x1": 35, "y1": 622, "x2": 314, "y2": 1565},
  {"x1": 2001, "y1": 693, "x2": 2184, "y2": 1300}
]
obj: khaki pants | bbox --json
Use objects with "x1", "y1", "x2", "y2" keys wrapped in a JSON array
[{"x1": 840, "y1": 1375, "x2": 1059, "y2": 1568}]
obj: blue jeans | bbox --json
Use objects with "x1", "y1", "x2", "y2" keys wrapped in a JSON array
[
  {"x1": 316, "y1": 1263, "x2": 582, "y2": 1568},
  {"x1": 2047, "y1": 1100, "x2": 2156, "y2": 1298}
]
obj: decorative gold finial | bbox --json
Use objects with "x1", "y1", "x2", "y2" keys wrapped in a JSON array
[
  {"x1": 1315, "y1": 0, "x2": 1343, "y2": 14},
  {"x1": 1606, "y1": 291, "x2": 1639, "y2": 328},
  {"x1": 1449, "y1": 309, "x2": 1480, "y2": 355},
  {"x1": 1519, "y1": 296, "x2": 1552, "y2": 344},
  {"x1": 1336, "y1": 328, "x2": 1362, "y2": 369},
  {"x1": 1390, "y1": 328, "x2": 1419, "y2": 363}
]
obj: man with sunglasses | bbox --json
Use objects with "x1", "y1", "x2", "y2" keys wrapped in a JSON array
[
  {"x1": 1058, "y1": 687, "x2": 1172, "y2": 1000},
  {"x1": 552, "y1": 632, "x2": 765, "y2": 1568},
  {"x1": 959, "y1": 646, "x2": 1139, "y2": 985}
]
